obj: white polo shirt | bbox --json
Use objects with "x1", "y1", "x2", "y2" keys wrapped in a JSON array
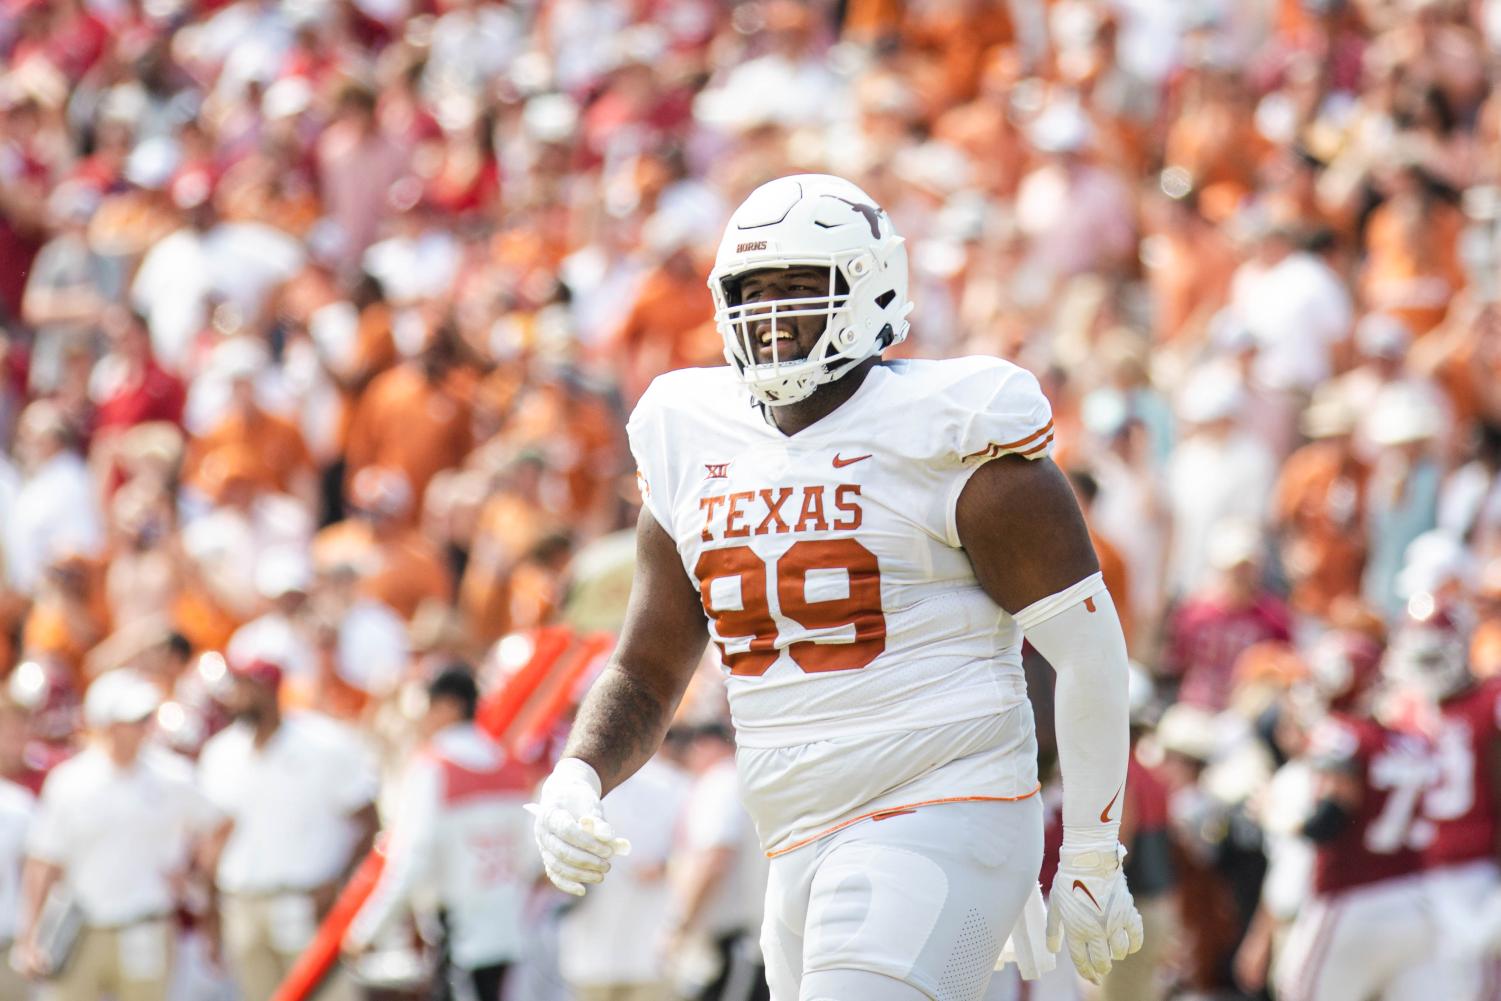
[
  {"x1": 199, "y1": 713, "x2": 379, "y2": 894},
  {"x1": 27, "y1": 745, "x2": 211, "y2": 926},
  {"x1": 680, "y1": 757, "x2": 767, "y2": 938},
  {"x1": 0, "y1": 779, "x2": 35, "y2": 943},
  {"x1": 6, "y1": 451, "x2": 103, "y2": 595},
  {"x1": 1230, "y1": 251, "x2": 1352, "y2": 392}
]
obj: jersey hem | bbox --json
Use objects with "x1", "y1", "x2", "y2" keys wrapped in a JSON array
[{"x1": 764, "y1": 787, "x2": 1043, "y2": 858}]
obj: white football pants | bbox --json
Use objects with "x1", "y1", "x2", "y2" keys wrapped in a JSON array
[
  {"x1": 1409, "y1": 860, "x2": 1501, "y2": 1001},
  {"x1": 760, "y1": 797, "x2": 1043, "y2": 1001},
  {"x1": 1275, "y1": 873, "x2": 1438, "y2": 1001}
]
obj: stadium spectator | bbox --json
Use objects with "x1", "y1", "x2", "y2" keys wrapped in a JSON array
[
  {"x1": 1166, "y1": 368, "x2": 1277, "y2": 596},
  {"x1": 198, "y1": 658, "x2": 377, "y2": 1001},
  {"x1": 604, "y1": 212, "x2": 718, "y2": 405},
  {"x1": 224, "y1": 548, "x2": 317, "y2": 684},
  {"x1": 1163, "y1": 522, "x2": 1293, "y2": 713},
  {"x1": 557, "y1": 743, "x2": 689, "y2": 1001},
  {"x1": 1273, "y1": 391, "x2": 1370, "y2": 620},
  {"x1": 181, "y1": 349, "x2": 316, "y2": 507},
  {"x1": 0, "y1": 764, "x2": 30, "y2": 999},
  {"x1": 88, "y1": 308, "x2": 185, "y2": 443},
  {"x1": 1363, "y1": 386, "x2": 1445, "y2": 615},
  {"x1": 20, "y1": 183, "x2": 116, "y2": 397},
  {"x1": 16, "y1": 670, "x2": 207, "y2": 1001},
  {"x1": 314, "y1": 465, "x2": 452, "y2": 621},
  {"x1": 345, "y1": 666, "x2": 534, "y2": 1001},
  {"x1": 667, "y1": 722, "x2": 769, "y2": 1001},
  {"x1": 1100, "y1": 667, "x2": 1176, "y2": 1001},
  {"x1": 1068, "y1": 467, "x2": 1134, "y2": 650},
  {"x1": 342, "y1": 318, "x2": 473, "y2": 519},
  {"x1": 5, "y1": 401, "x2": 102, "y2": 598}
]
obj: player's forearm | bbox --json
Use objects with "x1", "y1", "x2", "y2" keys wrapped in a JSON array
[
  {"x1": 1054, "y1": 669, "x2": 1130, "y2": 838},
  {"x1": 347, "y1": 820, "x2": 429, "y2": 949},
  {"x1": 560, "y1": 507, "x2": 708, "y2": 795},
  {"x1": 1020, "y1": 574, "x2": 1131, "y2": 844},
  {"x1": 17, "y1": 858, "x2": 61, "y2": 944},
  {"x1": 668, "y1": 845, "x2": 736, "y2": 936},
  {"x1": 562, "y1": 663, "x2": 684, "y2": 795}
]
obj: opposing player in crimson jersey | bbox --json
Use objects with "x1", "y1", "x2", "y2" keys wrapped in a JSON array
[
  {"x1": 1386, "y1": 600, "x2": 1501, "y2": 999},
  {"x1": 1274, "y1": 630, "x2": 1440, "y2": 1001},
  {"x1": 528, "y1": 174, "x2": 1142, "y2": 1001}
]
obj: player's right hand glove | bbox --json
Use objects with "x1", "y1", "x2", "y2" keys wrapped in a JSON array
[
  {"x1": 527, "y1": 757, "x2": 631, "y2": 897},
  {"x1": 1046, "y1": 842, "x2": 1144, "y2": 984}
]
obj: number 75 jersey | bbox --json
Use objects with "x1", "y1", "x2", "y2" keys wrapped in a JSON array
[{"x1": 627, "y1": 357, "x2": 1055, "y2": 752}]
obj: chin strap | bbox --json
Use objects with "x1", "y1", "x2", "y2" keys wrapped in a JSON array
[{"x1": 752, "y1": 395, "x2": 777, "y2": 428}]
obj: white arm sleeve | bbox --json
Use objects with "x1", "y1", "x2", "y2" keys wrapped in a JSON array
[{"x1": 1016, "y1": 572, "x2": 1129, "y2": 850}]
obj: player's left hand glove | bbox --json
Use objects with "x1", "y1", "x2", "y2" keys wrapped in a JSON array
[{"x1": 1046, "y1": 842, "x2": 1144, "y2": 984}]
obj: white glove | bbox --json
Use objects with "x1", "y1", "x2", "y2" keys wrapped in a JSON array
[
  {"x1": 527, "y1": 758, "x2": 631, "y2": 896},
  {"x1": 1046, "y1": 841, "x2": 1144, "y2": 984}
]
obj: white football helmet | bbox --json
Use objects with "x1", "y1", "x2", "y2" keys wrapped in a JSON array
[
  {"x1": 708, "y1": 174, "x2": 912, "y2": 407},
  {"x1": 1385, "y1": 595, "x2": 1473, "y2": 701},
  {"x1": 1307, "y1": 630, "x2": 1384, "y2": 711}
]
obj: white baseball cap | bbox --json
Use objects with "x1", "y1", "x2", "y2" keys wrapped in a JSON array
[
  {"x1": 1155, "y1": 704, "x2": 1220, "y2": 762},
  {"x1": 84, "y1": 670, "x2": 161, "y2": 729},
  {"x1": 1366, "y1": 387, "x2": 1441, "y2": 446},
  {"x1": 1300, "y1": 390, "x2": 1358, "y2": 439},
  {"x1": 1028, "y1": 100, "x2": 1093, "y2": 154},
  {"x1": 1397, "y1": 530, "x2": 1473, "y2": 600},
  {"x1": 255, "y1": 547, "x2": 312, "y2": 600},
  {"x1": 124, "y1": 136, "x2": 181, "y2": 191},
  {"x1": 1178, "y1": 365, "x2": 1247, "y2": 425},
  {"x1": 1208, "y1": 518, "x2": 1264, "y2": 571}
]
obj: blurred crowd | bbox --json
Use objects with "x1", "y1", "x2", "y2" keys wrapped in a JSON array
[{"x1": 0, "y1": 0, "x2": 1500, "y2": 999}]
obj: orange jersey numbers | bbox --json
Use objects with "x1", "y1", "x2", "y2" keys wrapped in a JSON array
[
  {"x1": 695, "y1": 540, "x2": 887, "y2": 676},
  {"x1": 693, "y1": 544, "x2": 779, "y2": 677}
]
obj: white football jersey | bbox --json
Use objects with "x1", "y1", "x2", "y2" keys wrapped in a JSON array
[{"x1": 628, "y1": 357, "x2": 1053, "y2": 850}]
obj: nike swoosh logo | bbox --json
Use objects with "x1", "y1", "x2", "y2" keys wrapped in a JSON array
[
  {"x1": 1072, "y1": 880, "x2": 1102, "y2": 910},
  {"x1": 1100, "y1": 783, "x2": 1123, "y2": 824},
  {"x1": 832, "y1": 453, "x2": 872, "y2": 468}
]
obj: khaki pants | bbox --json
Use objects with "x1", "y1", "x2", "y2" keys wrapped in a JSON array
[
  {"x1": 572, "y1": 985, "x2": 668, "y2": 1001},
  {"x1": 0, "y1": 949, "x2": 34, "y2": 1000},
  {"x1": 44, "y1": 921, "x2": 172, "y2": 1001},
  {"x1": 220, "y1": 894, "x2": 356, "y2": 1001}
]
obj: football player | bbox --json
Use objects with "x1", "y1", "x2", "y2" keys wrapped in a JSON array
[
  {"x1": 1272, "y1": 630, "x2": 1437, "y2": 1001},
  {"x1": 1387, "y1": 598, "x2": 1501, "y2": 998},
  {"x1": 530, "y1": 175, "x2": 1142, "y2": 1001}
]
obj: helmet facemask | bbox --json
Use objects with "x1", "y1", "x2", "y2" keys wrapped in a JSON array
[
  {"x1": 1387, "y1": 622, "x2": 1471, "y2": 701},
  {"x1": 714, "y1": 255, "x2": 897, "y2": 407}
]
